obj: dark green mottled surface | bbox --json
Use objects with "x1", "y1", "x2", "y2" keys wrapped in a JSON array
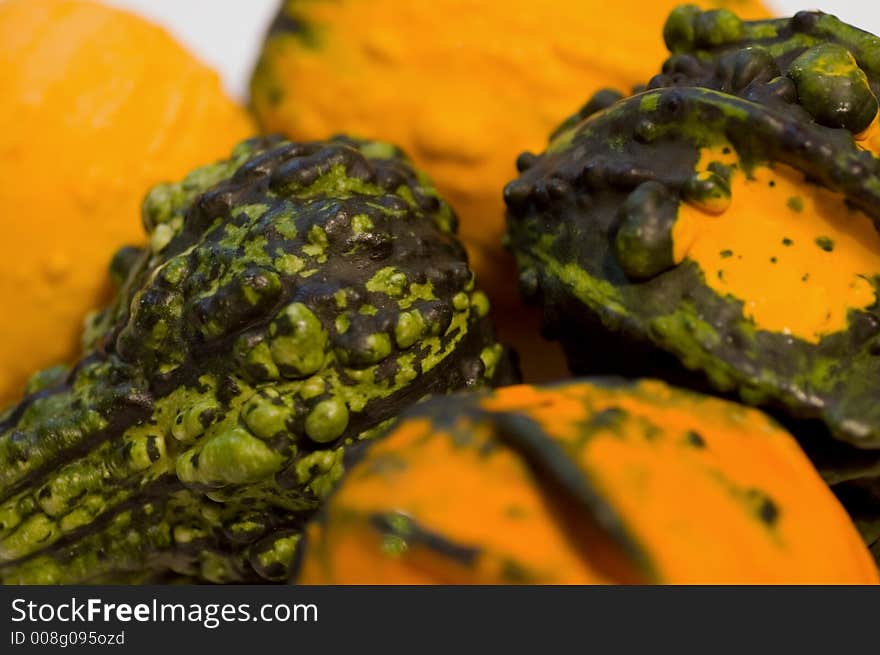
[
  {"x1": 0, "y1": 135, "x2": 514, "y2": 583},
  {"x1": 504, "y1": 9, "x2": 880, "y2": 553}
]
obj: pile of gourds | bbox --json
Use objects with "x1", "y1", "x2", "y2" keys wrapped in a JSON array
[{"x1": 2, "y1": 0, "x2": 880, "y2": 584}]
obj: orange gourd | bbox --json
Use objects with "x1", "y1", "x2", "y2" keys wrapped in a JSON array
[
  {"x1": 299, "y1": 379, "x2": 878, "y2": 584},
  {"x1": 0, "y1": 0, "x2": 254, "y2": 407}
]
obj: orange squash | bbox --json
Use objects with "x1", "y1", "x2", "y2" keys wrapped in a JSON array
[
  {"x1": 250, "y1": 0, "x2": 770, "y2": 306},
  {"x1": 299, "y1": 379, "x2": 878, "y2": 584},
  {"x1": 0, "y1": 0, "x2": 254, "y2": 407}
]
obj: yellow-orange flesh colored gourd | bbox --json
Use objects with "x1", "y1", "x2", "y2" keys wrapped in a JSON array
[
  {"x1": 251, "y1": 0, "x2": 770, "y2": 382},
  {"x1": 299, "y1": 380, "x2": 879, "y2": 584},
  {"x1": 673, "y1": 145, "x2": 880, "y2": 342},
  {"x1": 0, "y1": 0, "x2": 254, "y2": 407}
]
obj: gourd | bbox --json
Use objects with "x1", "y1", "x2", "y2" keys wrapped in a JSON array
[
  {"x1": 0, "y1": 0, "x2": 254, "y2": 408},
  {"x1": 504, "y1": 8, "x2": 880, "y2": 556},
  {"x1": 0, "y1": 135, "x2": 513, "y2": 584},
  {"x1": 298, "y1": 379, "x2": 878, "y2": 584}
]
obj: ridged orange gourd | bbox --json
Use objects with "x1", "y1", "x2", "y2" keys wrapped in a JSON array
[
  {"x1": 299, "y1": 380, "x2": 878, "y2": 584},
  {"x1": 0, "y1": 0, "x2": 254, "y2": 407},
  {"x1": 250, "y1": 0, "x2": 770, "y2": 304}
]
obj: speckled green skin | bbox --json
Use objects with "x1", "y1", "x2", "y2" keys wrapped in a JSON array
[
  {"x1": 0, "y1": 136, "x2": 515, "y2": 583},
  {"x1": 504, "y1": 9, "x2": 880, "y2": 553}
]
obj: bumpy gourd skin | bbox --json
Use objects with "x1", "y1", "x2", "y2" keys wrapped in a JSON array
[
  {"x1": 0, "y1": 136, "x2": 514, "y2": 584},
  {"x1": 504, "y1": 9, "x2": 880, "y2": 553},
  {"x1": 298, "y1": 379, "x2": 878, "y2": 584}
]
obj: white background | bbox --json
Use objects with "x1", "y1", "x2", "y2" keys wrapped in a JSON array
[{"x1": 101, "y1": 0, "x2": 880, "y2": 100}]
